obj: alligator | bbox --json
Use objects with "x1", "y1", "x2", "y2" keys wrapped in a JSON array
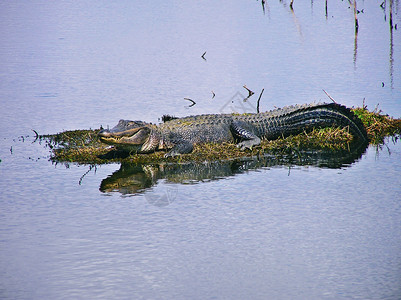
[{"x1": 98, "y1": 103, "x2": 368, "y2": 157}]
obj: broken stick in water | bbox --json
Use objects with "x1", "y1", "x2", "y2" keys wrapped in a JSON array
[{"x1": 184, "y1": 98, "x2": 196, "y2": 107}]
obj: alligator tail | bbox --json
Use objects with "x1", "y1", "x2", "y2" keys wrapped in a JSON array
[{"x1": 265, "y1": 103, "x2": 368, "y2": 142}]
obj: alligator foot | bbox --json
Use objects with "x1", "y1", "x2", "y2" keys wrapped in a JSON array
[
  {"x1": 236, "y1": 137, "x2": 261, "y2": 150},
  {"x1": 230, "y1": 120, "x2": 262, "y2": 150},
  {"x1": 164, "y1": 141, "x2": 194, "y2": 157},
  {"x1": 164, "y1": 150, "x2": 181, "y2": 158}
]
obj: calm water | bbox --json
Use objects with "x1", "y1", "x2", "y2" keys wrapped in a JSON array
[{"x1": 1, "y1": 1, "x2": 401, "y2": 299}]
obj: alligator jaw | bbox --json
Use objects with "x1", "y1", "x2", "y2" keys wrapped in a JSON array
[{"x1": 98, "y1": 120, "x2": 152, "y2": 148}]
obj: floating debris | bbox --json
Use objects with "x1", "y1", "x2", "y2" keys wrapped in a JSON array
[
  {"x1": 184, "y1": 97, "x2": 196, "y2": 107},
  {"x1": 243, "y1": 85, "x2": 255, "y2": 98}
]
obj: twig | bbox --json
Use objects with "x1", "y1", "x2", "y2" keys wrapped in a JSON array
[
  {"x1": 32, "y1": 129, "x2": 39, "y2": 142},
  {"x1": 79, "y1": 165, "x2": 97, "y2": 185},
  {"x1": 353, "y1": 0, "x2": 359, "y2": 33},
  {"x1": 322, "y1": 89, "x2": 337, "y2": 104},
  {"x1": 290, "y1": 0, "x2": 294, "y2": 10},
  {"x1": 256, "y1": 88, "x2": 264, "y2": 113},
  {"x1": 243, "y1": 85, "x2": 254, "y2": 98},
  {"x1": 201, "y1": 51, "x2": 207, "y2": 61},
  {"x1": 211, "y1": 91, "x2": 215, "y2": 99},
  {"x1": 184, "y1": 98, "x2": 196, "y2": 107}
]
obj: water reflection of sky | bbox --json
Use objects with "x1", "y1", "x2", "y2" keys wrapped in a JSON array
[
  {"x1": 1, "y1": 2, "x2": 401, "y2": 299},
  {"x1": 0, "y1": 1, "x2": 400, "y2": 136}
]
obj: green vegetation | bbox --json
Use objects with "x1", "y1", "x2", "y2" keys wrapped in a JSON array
[
  {"x1": 353, "y1": 106, "x2": 401, "y2": 144},
  {"x1": 41, "y1": 106, "x2": 401, "y2": 165}
]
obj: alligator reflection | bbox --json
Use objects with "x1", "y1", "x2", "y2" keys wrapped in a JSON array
[{"x1": 99, "y1": 142, "x2": 368, "y2": 197}]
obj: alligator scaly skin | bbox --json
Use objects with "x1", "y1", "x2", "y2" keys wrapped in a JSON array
[{"x1": 99, "y1": 103, "x2": 368, "y2": 156}]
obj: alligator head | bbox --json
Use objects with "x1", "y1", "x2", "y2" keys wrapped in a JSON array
[{"x1": 98, "y1": 120, "x2": 156, "y2": 152}]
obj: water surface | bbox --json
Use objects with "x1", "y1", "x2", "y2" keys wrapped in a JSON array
[{"x1": 1, "y1": 1, "x2": 401, "y2": 299}]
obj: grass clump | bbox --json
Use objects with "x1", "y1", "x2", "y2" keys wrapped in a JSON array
[
  {"x1": 42, "y1": 127, "x2": 354, "y2": 164},
  {"x1": 352, "y1": 106, "x2": 401, "y2": 144},
  {"x1": 40, "y1": 129, "x2": 111, "y2": 164},
  {"x1": 40, "y1": 106, "x2": 400, "y2": 165}
]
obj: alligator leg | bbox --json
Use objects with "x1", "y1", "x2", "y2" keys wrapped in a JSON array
[
  {"x1": 164, "y1": 140, "x2": 194, "y2": 157},
  {"x1": 230, "y1": 121, "x2": 261, "y2": 150}
]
